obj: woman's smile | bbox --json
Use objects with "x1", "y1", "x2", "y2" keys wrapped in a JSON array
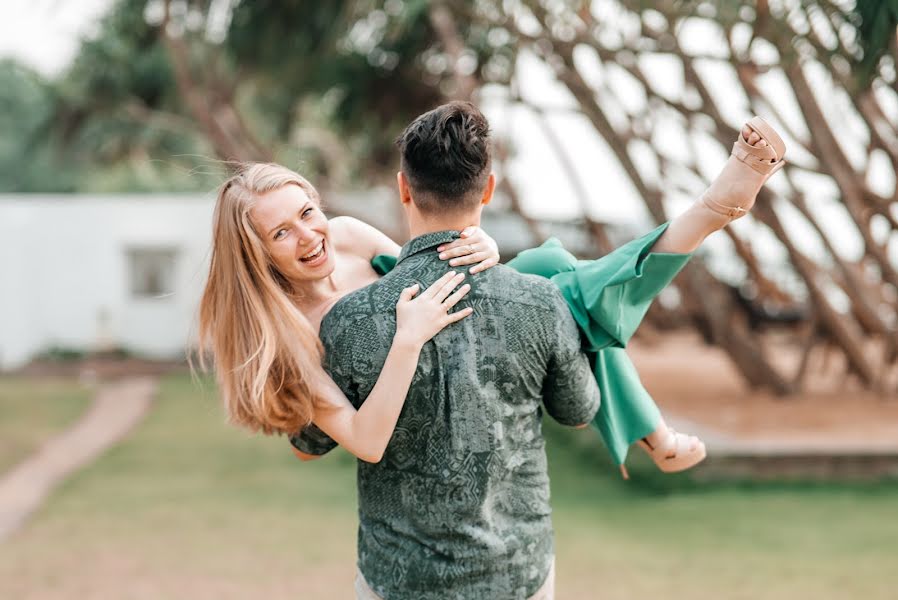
[{"x1": 298, "y1": 239, "x2": 327, "y2": 266}]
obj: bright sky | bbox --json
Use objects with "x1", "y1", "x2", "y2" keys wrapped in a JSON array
[{"x1": 0, "y1": 0, "x2": 116, "y2": 77}]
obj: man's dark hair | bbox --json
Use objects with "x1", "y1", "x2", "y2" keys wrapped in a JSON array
[{"x1": 395, "y1": 101, "x2": 491, "y2": 214}]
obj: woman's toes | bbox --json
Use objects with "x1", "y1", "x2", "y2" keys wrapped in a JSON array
[{"x1": 748, "y1": 131, "x2": 761, "y2": 145}]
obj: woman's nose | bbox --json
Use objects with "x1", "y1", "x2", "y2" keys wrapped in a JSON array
[{"x1": 296, "y1": 222, "x2": 313, "y2": 244}]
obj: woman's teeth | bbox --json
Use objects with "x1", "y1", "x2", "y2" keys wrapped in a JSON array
[{"x1": 300, "y1": 241, "x2": 325, "y2": 262}]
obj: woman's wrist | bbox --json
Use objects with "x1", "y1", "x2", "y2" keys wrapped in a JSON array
[{"x1": 392, "y1": 330, "x2": 424, "y2": 354}]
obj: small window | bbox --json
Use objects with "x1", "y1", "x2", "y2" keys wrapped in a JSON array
[{"x1": 127, "y1": 247, "x2": 177, "y2": 299}]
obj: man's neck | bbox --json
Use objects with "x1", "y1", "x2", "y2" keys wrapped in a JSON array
[{"x1": 407, "y1": 211, "x2": 481, "y2": 239}]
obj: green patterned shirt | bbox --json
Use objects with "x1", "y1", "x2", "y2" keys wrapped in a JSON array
[{"x1": 291, "y1": 231, "x2": 601, "y2": 599}]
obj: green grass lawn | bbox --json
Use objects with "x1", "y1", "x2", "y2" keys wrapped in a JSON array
[
  {"x1": 0, "y1": 377, "x2": 92, "y2": 473},
  {"x1": 0, "y1": 373, "x2": 895, "y2": 599}
]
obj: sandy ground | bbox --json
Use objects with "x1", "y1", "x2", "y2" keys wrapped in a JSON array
[{"x1": 628, "y1": 330, "x2": 898, "y2": 447}]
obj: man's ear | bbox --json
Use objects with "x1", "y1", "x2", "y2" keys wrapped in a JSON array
[
  {"x1": 480, "y1": 173, "x2": 496, "y2": 206},
  {"x1": 397, "y1": 171, "x2": 413, "y2": 206}
]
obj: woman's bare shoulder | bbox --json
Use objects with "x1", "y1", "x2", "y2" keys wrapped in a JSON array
[
  {"x1": 328, "y1": 216, "x2": 361, "y2": 253},
  {"x1": 329, "y1": 215, "x2": 399, "y2": 258}
]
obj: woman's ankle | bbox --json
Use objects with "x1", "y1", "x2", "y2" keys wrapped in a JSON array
[{"x1": 642, "y1": 420, "x2": 669, "y2": 449}]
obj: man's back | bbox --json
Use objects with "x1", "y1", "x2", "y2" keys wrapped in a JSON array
[{"x1": 302, "y1": 231, "x2": 600, "y2": 600}]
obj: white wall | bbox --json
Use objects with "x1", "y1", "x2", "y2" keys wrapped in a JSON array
[{"x1": 0, "y1": 194, "x2": 216, "y2": 370}]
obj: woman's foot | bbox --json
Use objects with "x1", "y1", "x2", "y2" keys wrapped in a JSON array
[
  {"x1": 634, "y1": 418, "x2": 706, "y2": 475},
  {"x1": 698, "y1": 116, "x2": 786, "y2": 224}
]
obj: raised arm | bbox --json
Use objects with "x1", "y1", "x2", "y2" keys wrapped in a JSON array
[{"x1": 297, "y1": 271, "x2": 472, "y2": 463}]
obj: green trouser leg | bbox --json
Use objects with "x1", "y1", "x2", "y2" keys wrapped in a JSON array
[
  {"x1": 588, "y1": 347, "x2": 661, "y2": 465},
  {"x1": 507, "y1": 222, "x2": 692, "y2": 465}
]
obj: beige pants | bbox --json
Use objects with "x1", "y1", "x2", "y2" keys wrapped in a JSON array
[{"x1": 354, "y1": 559, "x2": 555, "y2": 600}]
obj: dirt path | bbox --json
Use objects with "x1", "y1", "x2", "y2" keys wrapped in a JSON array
[{"x1": 0, "y1": 377, "x2": 156, "y2": 541}]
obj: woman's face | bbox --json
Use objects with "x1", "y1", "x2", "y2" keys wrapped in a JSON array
[{"x1": 249, "y1": 184, "x2": 335, "y2": 284}]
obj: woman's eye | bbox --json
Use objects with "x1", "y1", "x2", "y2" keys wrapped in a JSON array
[
  {"x1": 274, "y1": 229, "x2": 287, "y2": 240},
  {"x1": 302, "y1": 207, "x2": 314, "y2": 218}
]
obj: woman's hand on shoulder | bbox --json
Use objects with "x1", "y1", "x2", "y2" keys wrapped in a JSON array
[
  {"x1": 395, "y1": 271, "x2": 473, "y2": 349},
  {"x1": 437, "y1": 226, "x2": 500, "y2": 274}
]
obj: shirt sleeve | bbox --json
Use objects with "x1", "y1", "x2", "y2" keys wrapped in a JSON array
[
  {"x1": 541, "y1": 287, "x2": 602, "y2": 427},
  {"x1": 288, "y1": 318, "x2": 355, "y2": 456},
  {"x1": 289, "y1": 420, "x2": 338, "y2": 456}
]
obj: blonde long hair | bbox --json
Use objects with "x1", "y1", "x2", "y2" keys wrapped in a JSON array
[{"x1": 196, "y1": 163, "x2": 326, "y2": 435}]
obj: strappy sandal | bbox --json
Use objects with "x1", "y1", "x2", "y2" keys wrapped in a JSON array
[
  {"x1": 699, "y1": 116, "x2": 787, "y2": 223},
  {"x1": 620, "y1": 428, "x2": 707, "y2": 479}
]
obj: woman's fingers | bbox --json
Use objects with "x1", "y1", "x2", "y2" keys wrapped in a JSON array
[
  {"x1": 441, "y1": 283, "x2": 471, "y2": 310},
  {"x1": 422, "y1": 271, "x2": 458, "y2": 299},
  {"x1": 394, "y1": 273, "x2": 473, "y2": 345},
  {"x1": 437, "y1": 227, "x2": 477, "y2": 251},
  {"x1": 439, "y1": 242, "x2": 479, "y2": 260},
  {"x1": 448, "y1": 251, "x2": 489, "y2": 267},
  {"x1": 469, "y1": 256, "x2": 498, "y2": 274},
  {"x1": 433, "y1": 273, "x2": 466, "y2": 303},
  {"x1": 398, "y1": 283, "x2": 420, "y2": 303},
  {"x1": 444, "y1": 306, "x2": 474, "y2": 324}
]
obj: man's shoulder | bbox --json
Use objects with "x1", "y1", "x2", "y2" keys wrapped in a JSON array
[
  {"x1": 319, "y1": 283, "x2": 380, "y2": 338},
  {"x1": 475, "y1": 264, "x2": 567, "y2": 310}
]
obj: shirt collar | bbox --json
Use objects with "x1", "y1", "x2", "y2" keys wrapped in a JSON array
[{"x1": 396, "y1": 230, "x2": 460, "y2": 265}]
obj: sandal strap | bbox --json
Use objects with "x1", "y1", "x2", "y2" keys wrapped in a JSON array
[
  {"x1": 701, "y1": 193, "x2": 749, "y2": 219},
  {"x1": 636, "y1": 430, "x2": 708, "y2": 474},
  {"x1": 732, "y1": 137, "x2": 778, "y2": 162},
  {"x1": 732, "y1": 116, "x2": 786, "y2": 175},
  {"x1": 700, "y1": 116, "x2": 787, "y2": 220}
]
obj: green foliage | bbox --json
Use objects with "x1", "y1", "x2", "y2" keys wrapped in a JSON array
[
  {"x1": 45, "y1": 0, "x2": 220, "y2": 190},
  {"x1": 852, "y1": 0, "x2": 898, "y2": 90},
  {"x1": 0, "y1": 0, "x2": 224, "y2": 192},
  {"x1": 0, "y1": 61, "x2": 79, "y2": 191},
  {"x1": 223, "y1": 0, "x2": 517, "y2": 175},
  {"x1": 3, "y1": 0, "x2": 519, "y2": 191}
]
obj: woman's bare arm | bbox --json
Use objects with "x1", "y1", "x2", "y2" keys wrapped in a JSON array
[
  {"x1": 303, "y1": 271, "x2": 472, "y2": 463},
  {"x1": 306, "y1": 338, "x2": 422, "y2": 463}
]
